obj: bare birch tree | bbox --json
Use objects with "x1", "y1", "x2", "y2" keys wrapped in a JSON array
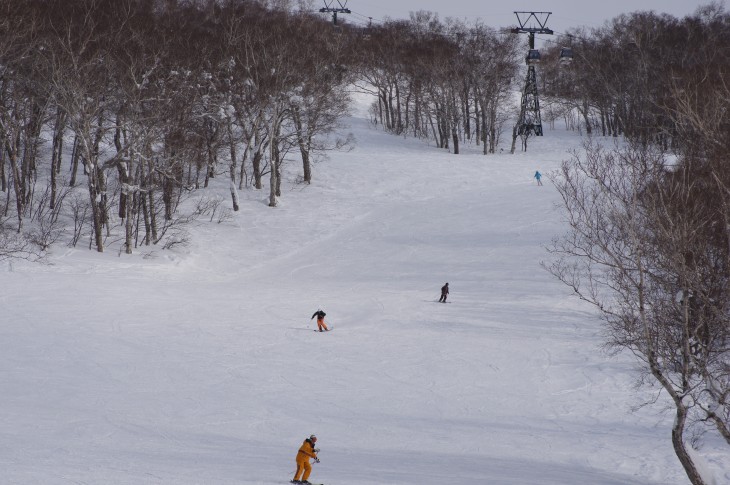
[{"x1": 546, "y1": 139, "x2": 729, "y2": 485}]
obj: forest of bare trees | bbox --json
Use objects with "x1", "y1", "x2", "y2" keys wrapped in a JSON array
[
  {"x1": 539, "y1": 3, "x2": 730, "y2": 148},
  {"x1": 544, "y1": 4, "x2": 730, "y2": 484},
  {"x1": 0, "y1": 0, "x2": 357, "y2": 255},
  {"x1": 0, "y1": 0, "x2": 531, "y2": 258},
  {"x1": 355, "y1": 12, "x2": 521, "y2": 155}
]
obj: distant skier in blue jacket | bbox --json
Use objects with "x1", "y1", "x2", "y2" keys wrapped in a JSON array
[{"x1": 534, "y1": 170, "x2": 543, "y2": 186}]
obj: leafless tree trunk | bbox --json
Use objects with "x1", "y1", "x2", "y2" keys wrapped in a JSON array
[
  {"x1": 50, "y1": 107, "x2": 66, "y2": 210},
  {"x1": 252, "y1": 141, "x2": 265, "y2": 190},
  {"x1": 268, "y1": 108, "x2": 282, "y2": 207},
  {"x1": 226, "y1": 117, "x2": 240, "y2": 211}
]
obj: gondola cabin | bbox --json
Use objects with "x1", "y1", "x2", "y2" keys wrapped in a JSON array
[
  {"x1": 559, "y1": 47, "x2": 574, "y2": 63},
  {"x1": 526, "y1": 49, "x2": 541, "y2": 65}
]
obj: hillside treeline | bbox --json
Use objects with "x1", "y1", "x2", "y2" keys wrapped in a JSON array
[
  {"x1": 540, "y1": 3, "x2": 730, "y2": 155},
  {"x1": 0, "y1": 0, "x2": 357, "y2": 255},
  {"x1": 357, "y1": 13, "x2": 521, "y2": 155},
  {"x1": 543, "y1": 5, "x2": 730, "y2": 484},
  {"x1": 3, "y1": 0, "x2": 729, "y2": 261},
  {"x1": 0, "y1": 0, "x2": 529, "y2": 257}
]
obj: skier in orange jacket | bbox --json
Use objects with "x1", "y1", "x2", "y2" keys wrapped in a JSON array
[
  {"x1": 311, "y1": 310, "x2": 329, "y2": 332},
  {"x1": 292, "y1": 435, "x2": 319, "y2": 484}
]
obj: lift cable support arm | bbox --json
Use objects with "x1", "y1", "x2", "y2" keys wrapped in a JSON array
[{"x1": 320, "y1": 0, "x2": 351, "y2": 25}]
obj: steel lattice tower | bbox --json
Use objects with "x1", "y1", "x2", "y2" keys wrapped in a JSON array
[
  {"x1": 511, "y1": 12, "x2": 553, "y2": 149},
  {"x1": 517, "y1": 61, "x2": 542, "y2": 137}
]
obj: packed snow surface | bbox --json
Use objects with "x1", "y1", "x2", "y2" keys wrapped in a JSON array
[{"x1": 1, "y1": 96, "x2": 728, "y2": 484}]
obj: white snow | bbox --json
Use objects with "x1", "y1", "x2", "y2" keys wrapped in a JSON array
[{"x1": 1, "y1": 94, "x2": 728, "y2": 485}]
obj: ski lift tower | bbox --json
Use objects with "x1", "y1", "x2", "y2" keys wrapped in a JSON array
[
  {"x1": 511, "y1": 11, "x2": 553, "y2": 151},
  {"x1": 320, "y1": 0, "x2": 351, "y2": 25}
]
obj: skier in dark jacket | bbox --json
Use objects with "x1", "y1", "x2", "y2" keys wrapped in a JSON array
[
  {"x1": 311, "y1": 310, "x2": 329, "y2": 332},
  {"x1": 439, "y1": 283, "x2": 449, "y2": 303}
]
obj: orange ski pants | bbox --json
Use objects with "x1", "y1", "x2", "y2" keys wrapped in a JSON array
[
  {"x1": 317, "y1": 317, "x2": 328, "y2": 331},
  {"x1": 294, "y1": 455, "x2": 312, "y2": 481}
]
